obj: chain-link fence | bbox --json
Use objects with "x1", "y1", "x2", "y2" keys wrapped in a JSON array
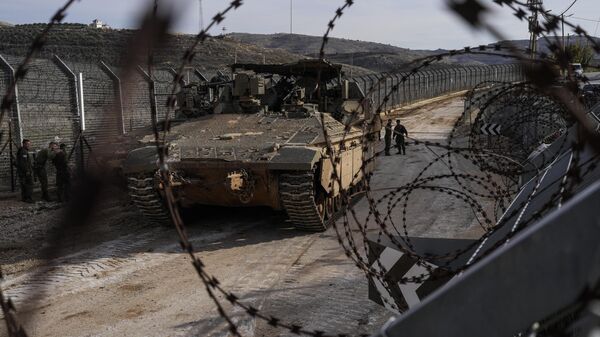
[
  {"x1": 0, "y1": 54, "x2": 524, "y2": 192},
  {"x1": 350, "y1": 64, "x2": 524, "y2": 112}
]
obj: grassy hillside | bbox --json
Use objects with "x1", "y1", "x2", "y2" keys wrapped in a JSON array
[
  {"x1": 227, "y1": 32, "x2": 436, "y2": 72},
  {"x1": 228, "y1": 32, "x2": 411, "y2": 55},
  {"x1": 0, "y1": 24, "x2": 305, "y2": 70},
  {"x1": 228, "y1": 33, "x2": 577, "y2": 71},
  {"x1": 0, "y1": 24, "x2": 374, "y2": 75},
  {"x1": 2, "y1": 24, "x2": 538, "y2": 76}
]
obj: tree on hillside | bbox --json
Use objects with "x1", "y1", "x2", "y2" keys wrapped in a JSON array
[{"x1": 558, "y1": 42, "x2": 595, "y2": 67}]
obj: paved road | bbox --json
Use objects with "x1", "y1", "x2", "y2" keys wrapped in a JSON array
[
  {"x1": 0, "y1": 97, "x2": 491, "y2": 337},
  {"x1": 585, "y1": 72, "x2": 600, "y2": 82}
]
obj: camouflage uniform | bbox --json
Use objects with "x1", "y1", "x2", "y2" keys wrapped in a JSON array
[
  {"x1": 52, "y1": 149, "x2": 71, "y2": 202},
  {"x1": 384, "y1": 122, "x2": 393, "y2": 156},
  {"x1": 16, "y1": 147, "x2": 34, "y2": 202},
  {"x1": 34, "y1": 148, "x2": 53, "y2": 201},
  {"x1": 393, "y1": 123, "x2": 408, "y2": 155}
]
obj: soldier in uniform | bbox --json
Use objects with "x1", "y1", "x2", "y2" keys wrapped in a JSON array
[
  {"x1": 52, "y1": 143, "x2": 71, "y2": 202},
  {"x1": 34, "y1": 141, "x2": 58, "y2": 201},
  {"x1": 384, "y1": 119, "x2": 393, "y2": 156},
  {"x1": 15, "y1": 139, "x2": 34, "y2": 203},
  {"x1": 393, "y1": 120, "x2": 408, "y2": 155}
]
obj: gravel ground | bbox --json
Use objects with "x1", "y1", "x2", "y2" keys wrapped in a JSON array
[
  {"x1": 0, "y1": 97, "x2": 500, "y2": 337},
  {"x1": 0, "y1": 190, "x2": 150, "y2": 277}
]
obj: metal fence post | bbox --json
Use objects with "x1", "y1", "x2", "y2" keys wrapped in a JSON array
[
  {"x1": 434, "y1": 69, "x2": 441, "y2": 97},
  {"x1": 169, "y1": 67, "x2": 186, "y2": 86},
  {"x1": 469, "y1": 67, "x2": 475, "y2": 88},
  {"x1": 357, "y1": 76, "x2": 367, "y2": 104},
  {"x1": 0, "y1": 54, "x2": 23, "y2": 144},
  {"x1": 377, "y1": 74, "x2": 383, "y2": 110},
  {"x1": 382, "y1": 73, "x2": 389, "y2": 112},
  {"x1": 99, "y1": 61, "x2": 125, "y2": 135},
  {"x1": 432, "y1": 70, "x2": 441, "y2": 97},
  {"x1": 395, "y1": 74, "x2": 401, "y2": 108},
  {"x1": 367, "y1": 74, "x2": 378, "y2": 109},
  {"x1": 361, "y1": 76, "x2": 369, "y2": 101},
  {"x1": 194, "y1": 69, "x2": 208, "y2": 82},
  {"x1": 416, "y1": 72, "x2": 423, "y2": 100},
  {"x1": 389, "y1": 74, "x2": 396, "y2": 109},
  {"x1": 78, "y1": 72, "x2": 85, "y2": 172},
  {"x1": 406, "y1": 73, "x2": 413, "y2": 104},
  {"x1": 53, "y1": 55, "x2": 84, "y2": 173},
  {"x1": 78, "y1": 73, "x2": 85, "y2": 132},
  {"x1": 8, "y1": 120, "x2": 15, "y2": 192},
  {"x1": 442, "y1": 69, "x2": 452, "y2": 94},
  {"x1": 136, "y1": 65, "x2": 158, "y2": 127},
  {"x1": 167, "y1": 67, "x2": 185, "y2": 87}
]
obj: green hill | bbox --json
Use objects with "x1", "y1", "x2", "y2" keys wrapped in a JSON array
[
  {"x1": 0, "y1": 24, "x2": 305, "y2": 70},
  {"x1": 227, "y1": 33, "x2": 437, "y2": 72},
  {"x1": 0, "y1": 24, "x2": 374, "y2": 75}
]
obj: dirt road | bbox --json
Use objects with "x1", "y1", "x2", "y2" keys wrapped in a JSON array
[{"x1": 1, "y1": 97, "x2": 491, "y2": 337}]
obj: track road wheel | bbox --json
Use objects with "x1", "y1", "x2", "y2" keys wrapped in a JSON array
[
  {"x1": 279, "y1": 171, "x2": 333, "y2": 232},
  {"x1": 126, "y1": 173, "x2": 172, "y2": 226}
]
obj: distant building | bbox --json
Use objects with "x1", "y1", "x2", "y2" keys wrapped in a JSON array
[{"x1": 90, "y1": 19, "x2": 109, "y2": 29}]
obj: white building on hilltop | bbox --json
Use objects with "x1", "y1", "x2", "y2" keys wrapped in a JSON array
[{"x1": 90, "y1": 19, "x2": 110, "y2": 29}]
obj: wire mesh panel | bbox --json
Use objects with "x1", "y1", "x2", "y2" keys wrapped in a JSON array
[
  {"x1": 0, "y1": 61, "x2": 14, "y2": 190},
  {"x1": 153, "y1": 68, "x2": 178, "y2": 121},
  {"x1": 121, "y1": 68, "x2": 153, "y2": 132},
  {"x1": 4, "y1": 56, "x2": 78, "y2": 188},
  {"x1": 13, "y1": 57, "x2": 77, "y2": 150},
  {"x1": 0, "y1": 58, "x2": 527, "y2": 192},
  {"x1": 68, "y1": 61, "x2": 121, "y2": 151}
]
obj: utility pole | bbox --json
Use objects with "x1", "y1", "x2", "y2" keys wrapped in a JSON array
[
  {"x1": 290, "y1": 0, "x2": 293, "y2": 35},
  {"x1": 562, "y1": 14, "x2": 565, "y2": 53},
  {"x1": 558, "y1": 1, "x2": 579, "y2": 53},
  {"x1": 527, "y1": 0, "x2": 543, "y2": 59},
  {"x1": 561, "y1": 14, "x2": 574, "y2": 53},
  {"x1": 199, "y1": 0, "x2": 204, "y2": 31}
]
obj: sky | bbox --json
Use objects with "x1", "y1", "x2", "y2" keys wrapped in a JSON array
[{"x1": 2, "y1": 0, "x2": 600, "y2": 50}]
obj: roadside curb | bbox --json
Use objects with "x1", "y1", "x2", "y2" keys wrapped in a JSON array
[{"x1": 382, "y1": 90, "x2": 468, "y2": 120}]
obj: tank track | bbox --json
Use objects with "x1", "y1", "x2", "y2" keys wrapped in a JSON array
[
  {"x1": 279, "y1": 170, "x2": 363, "y2": 232},
  {"x1": 279, "y1": 171, "x2": 328, "y2": 231},
  {"x1": 126, "y1": 173, "x2": 172, "y2": 225}
]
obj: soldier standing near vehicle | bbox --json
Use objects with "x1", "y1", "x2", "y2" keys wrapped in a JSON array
[
  {"x1": 15, "y1": 139, "x2": 34, "y2": 203},
  {"x1": 52, "y1": 143, "x2": 71, "y2": 202},
  {"x1": 34, "y1": 141, "x2": 57, "y2": 201},
  {"x1": 384, "y1": 119, "x2": 393, "y2": 156},
  {"x1": 393, "y1": 119, "x2": 408, "y2": 155}
]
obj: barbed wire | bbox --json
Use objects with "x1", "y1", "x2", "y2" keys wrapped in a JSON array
[{"x1": 2, "y1": 0, "x2": 600, "y2": 336}]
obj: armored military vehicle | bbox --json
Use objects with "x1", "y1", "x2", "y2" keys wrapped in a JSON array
[{"x1": 124, "y1": 59, "x2": 379, "y2": 231}]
